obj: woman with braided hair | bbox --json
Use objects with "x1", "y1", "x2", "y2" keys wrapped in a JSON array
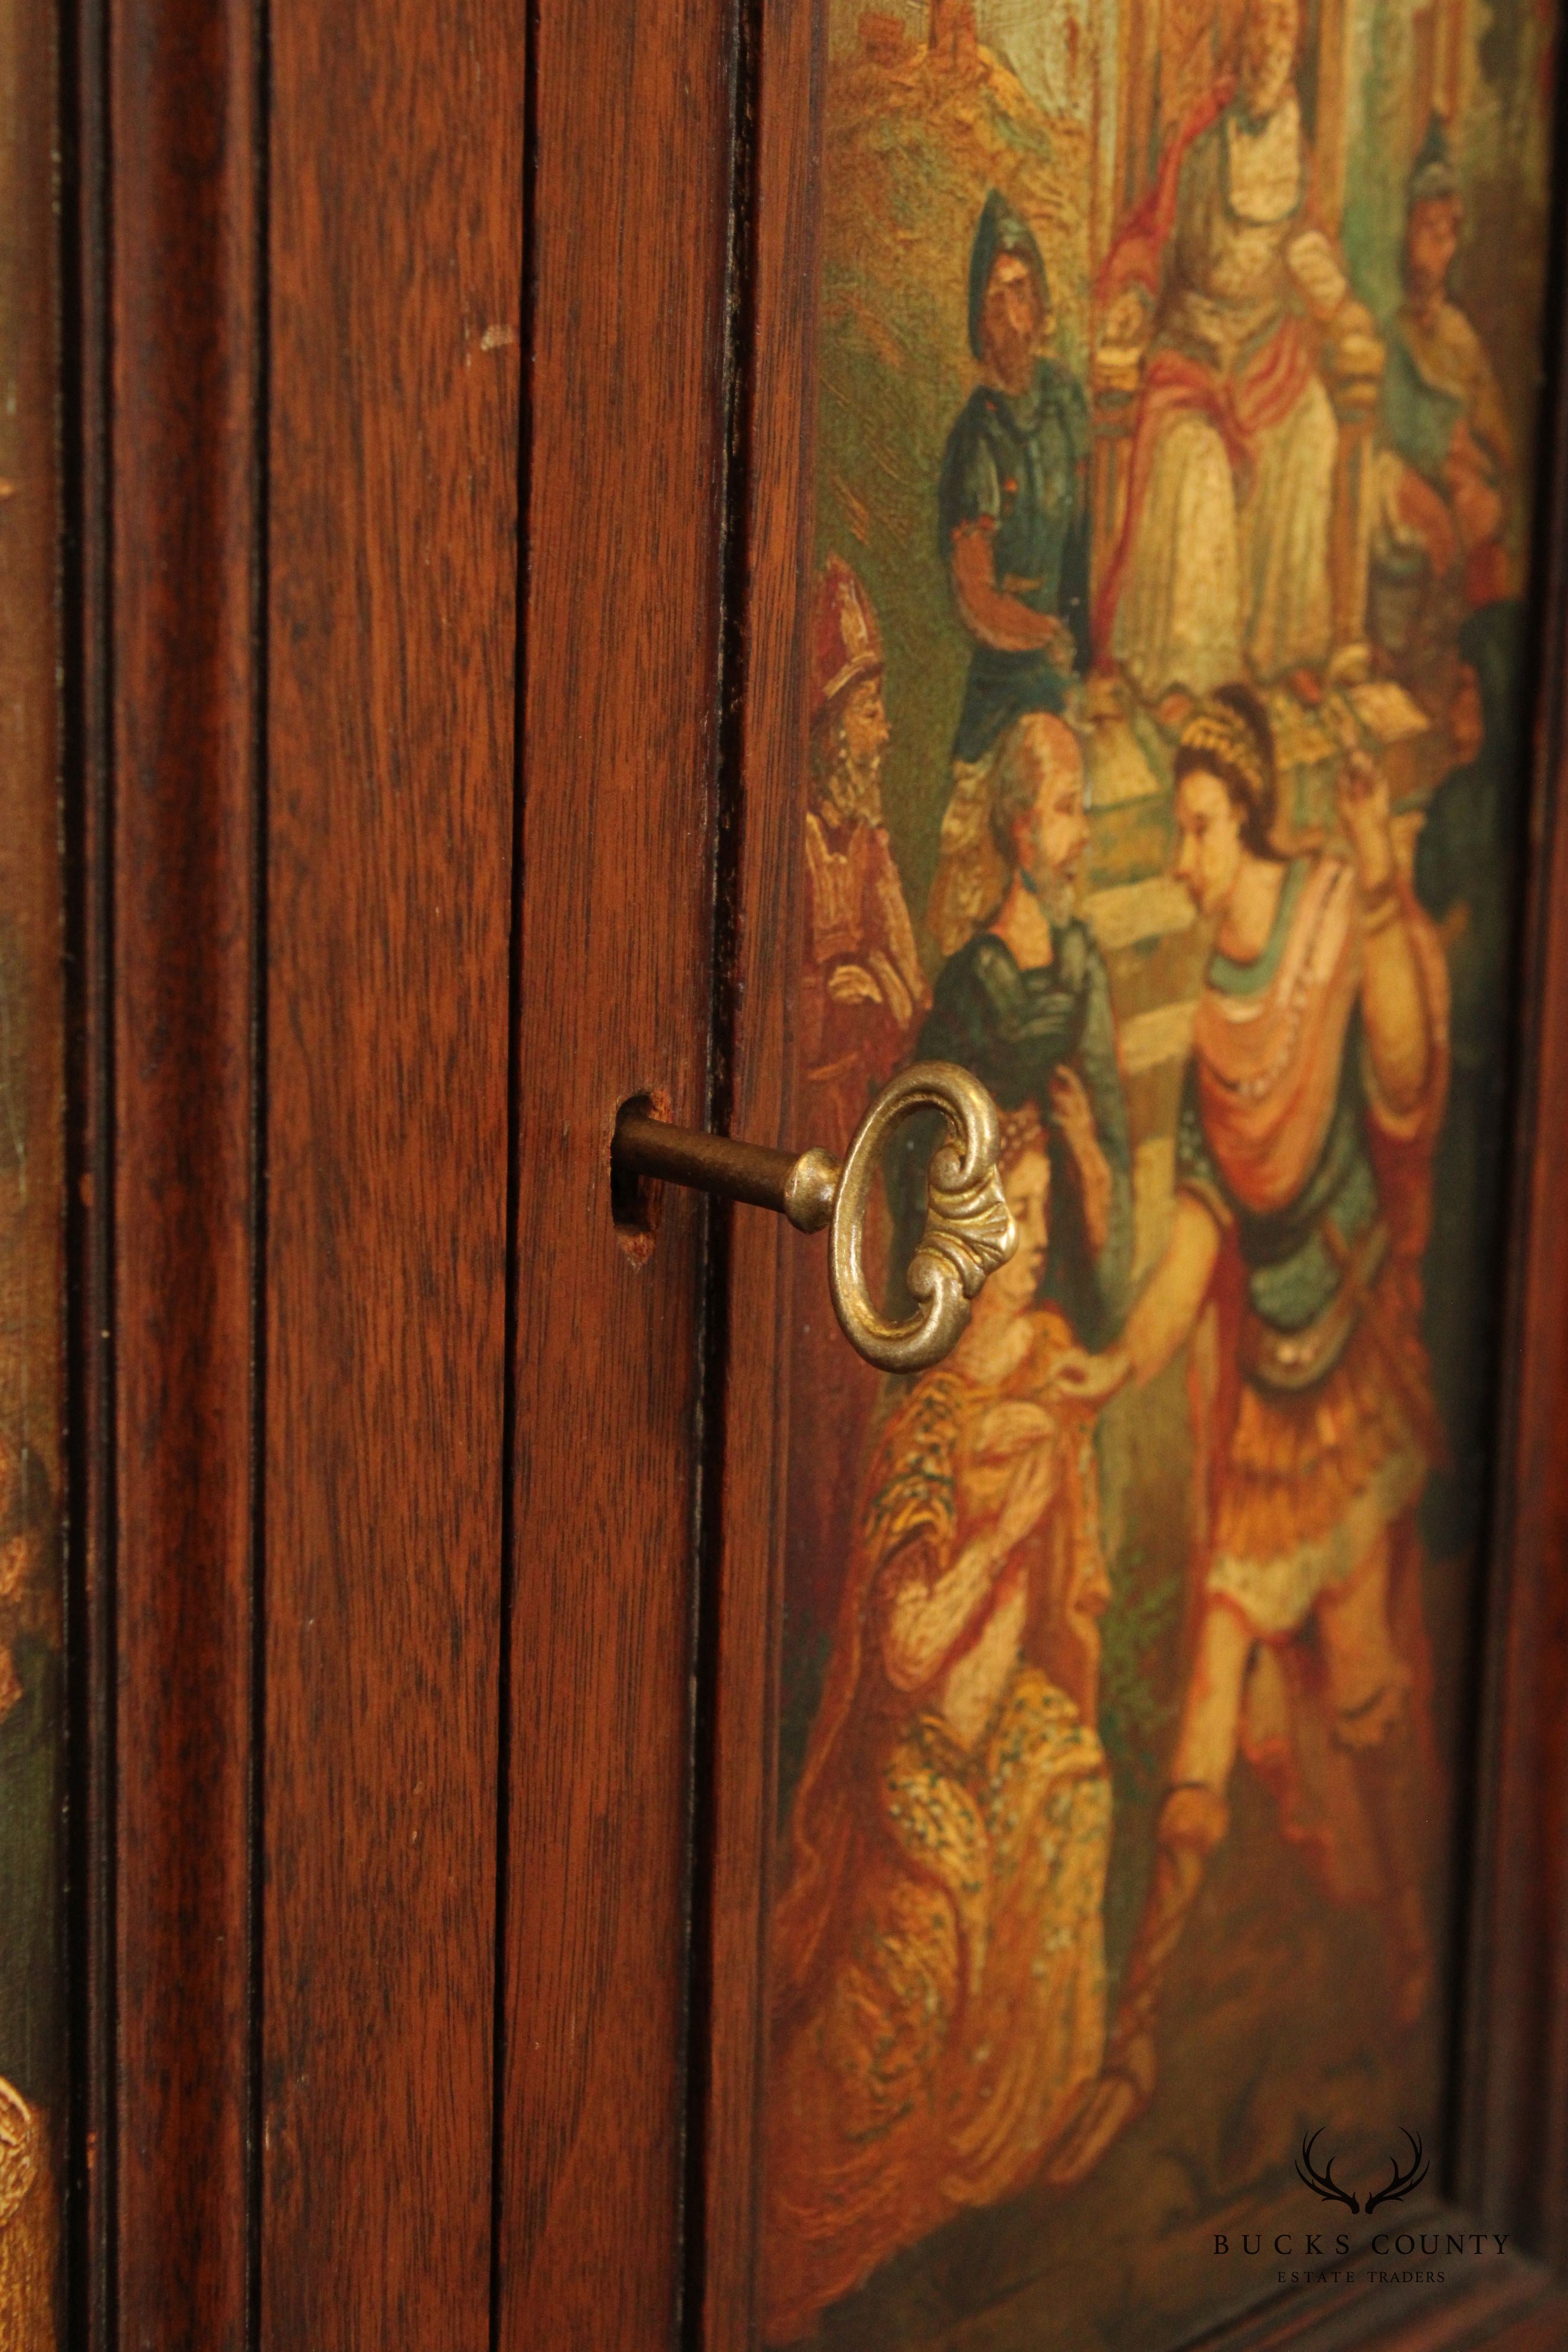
[{"x1": 1046, "y1": 682, "x2": 1449, "y2": 2184}]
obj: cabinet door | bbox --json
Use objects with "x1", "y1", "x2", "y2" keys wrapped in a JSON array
[
  {"x1": 685, "y1": 5, "x2": 1568, "y2": 2350},
  {"x1": 81, "y1": 0, "x2": 739, "y2": 2341},
  {"x1": 94, "y1": 0, "x2": 533, "y2": 2340},
  {"x1": 491, "y1": 0, "x2": 746, "y2": 2342},
  {"x1": 66, "y1": 0, "x2": 1568, "y2": 2348}
]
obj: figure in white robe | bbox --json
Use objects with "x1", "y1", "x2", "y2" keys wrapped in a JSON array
[{"x1": 1094, "y1": 0, "x2": 1367, "y2": 708}]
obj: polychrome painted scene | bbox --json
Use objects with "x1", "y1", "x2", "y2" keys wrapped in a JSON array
[{"x1": 765, "y1": 0, "x2": 1556, "y2": 2337}]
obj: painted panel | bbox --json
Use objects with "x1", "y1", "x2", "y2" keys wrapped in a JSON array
[{"x1": 763, "y1": 0, "x2": 1555, "y2": 2339}]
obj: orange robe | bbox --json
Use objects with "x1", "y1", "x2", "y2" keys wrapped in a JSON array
[{"x1": 761, "y1": 1312, "x2": 1110, "y2": 2344}]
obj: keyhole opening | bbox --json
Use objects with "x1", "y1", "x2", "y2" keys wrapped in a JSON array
[{"x1": 611, "y1": 1090, "x2": 666, "y2": 1264}]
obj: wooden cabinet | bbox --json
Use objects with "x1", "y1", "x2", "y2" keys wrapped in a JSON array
[{"x1": 7, "y1": 0, "x2": 1568, "y2": 2343}]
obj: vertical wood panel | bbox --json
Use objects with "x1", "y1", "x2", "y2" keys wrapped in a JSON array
[
  {"x1": 1459, "y1": 253, "x2": 1568, "y2": 2256},
  {"x1": 0, "y1": 0, "x2": 67, "y2": 2331},
  {"x1": 109, "y1": 1, "x2": 257, "y2": 2338},
  {"x1": 65, "y1": 0, "x2": 115, "y2": 2326},
  {"x1": 695, "y1": 0, "x2": 822, "y2": 2340},
  {"x1": 261, "y1": 3, "x2": 525, "y2": 2339},
  {"x1": 493, "y1": 0, "x2": 738, "y2": 2339}
]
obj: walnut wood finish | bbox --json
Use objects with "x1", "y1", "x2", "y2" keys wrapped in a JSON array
[
  {"x1": 491, "y1": 0, "x2": 739, "y2": 2337},
  {"x1": 258, "y1": 2, "x2": 525, "y2": 2342},
  {"x1": 692, "y1": 0, "x2": 821, "y2": 2340},
  {"x1": 1454, "y1": 190, "x2": 1568, "y2": 2269},
  {"x1": 59, "y1": 0, "x2": 1568, "y2": 2340},
  {"x1": 105, "y1": 1, "x2": 259, "y2": 2341},
  {"x1": 66, "y1": 0, "x2": 112, "y2": 2327},
  {"x1": 0, "y1": 0, "x2": 67, "y2": 2335}
]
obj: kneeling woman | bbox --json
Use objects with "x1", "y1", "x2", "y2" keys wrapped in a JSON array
[{"x1": 760, "y1": 1108, "x2": 1113, "y2": 2346}]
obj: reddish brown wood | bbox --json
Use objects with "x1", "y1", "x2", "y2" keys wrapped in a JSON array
[
  {"x1": 259, "y1": 4, "x2": 525, "y2": 2341},
  {"x1": 694, "y1": 0, "x2": 822, "y2": 2341},
  {"x1": 66, "y1": 0, "x2": 113, "y2": 2329},
  {"x1": 108, "y1": 1, "x2": 259, "y2": 2340},
  {"x1": 492, "y1": 0, "x2": 738, "y2": 2339},
  {"x1": 1456, "y1": 246, "x2": 1568, "y2": 2263},
  {"x1": 55, "y1": 0, "x2": 1568, "y2": 2339},
  {"x1": 0, "y1": 0, "x2": 67, "y2": 2331}
]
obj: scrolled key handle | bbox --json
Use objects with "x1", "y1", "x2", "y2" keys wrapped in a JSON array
[
  {"x1": 827, "y1": 1061, "x2": 1017, "y2": 1371},
  {"x1": 612, "y1": 1059, "x2": 1017, "y2": 1373}
]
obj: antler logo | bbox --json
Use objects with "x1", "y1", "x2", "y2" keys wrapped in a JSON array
[
  {"x1": 1296, "y1": 2129, "x2": 1361, "y2": 2212},
  {"x1": 1365, "y1": 2131, "x2": 1429, "y2": 2213},
  {"x1": 1296, "y1": 2128, "x2": 1429, "y2": 2216}
]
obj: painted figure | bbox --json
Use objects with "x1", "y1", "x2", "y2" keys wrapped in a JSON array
[
  {"x1": 912, "y1": 711, "x2": 1131, "y2": 1347},
  {"x1": 1371, "y1": 119, "x2": 1514, "y2": 663},
  {"x1": 788, "y1": 557, "x2": 930, "y2": 1637},
  {"x1": 1414, "y1": 599, "x2": 1527, "y2": 1550},
  {"x1": 1094, "y1": 0, "x2": 1370, "y2": 713},
  {"x1": 801, "y1": 558, "x2": 930, "y2": 1155},
  {"x1": 783, "y1": 0, "x2": 1559, "y2": 2325},
  {"x1": 930, "y1": 192, "x2": 1090, "y2": 959},
  {"x1": 762, "y1": 1107, "x2": 1112, "y2": 2344},
  {"x1": 1046, "y1": 687, "x2": 1449, "y2": 2182}
]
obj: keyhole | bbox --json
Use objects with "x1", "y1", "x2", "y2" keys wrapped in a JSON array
[{"x1": 610, "y1": 1090, "x2": 665, "y2": 1264}]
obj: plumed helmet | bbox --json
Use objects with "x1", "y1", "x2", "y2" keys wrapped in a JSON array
[
  {"x1": 967, "y1": 189, "x2": 1049, "y2": 362},
  {"x1": 811, "y1": 554, "x2": 884, "y2": 727}
]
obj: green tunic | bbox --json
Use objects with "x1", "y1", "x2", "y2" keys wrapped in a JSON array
[
  {"x1": 1175, "y1": 857, "x2": 1381, "y2": 1337},
  {"x1": 894, "y1": 922, "x2": 1131, "y2": 1348},
  {"x1": 936, "y1": 362, "x2": 1091, "y2": 764}
]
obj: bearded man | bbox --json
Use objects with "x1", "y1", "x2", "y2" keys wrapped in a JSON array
[
  {"x1": 930, "y1": 191, "x2": 1090, "y2": 958},
  {"x1": 904, "y1": 710, "x2": 1131, "y2": 1350},
  {"x1": 787, "y1": 557, "x2": 929, "y2": 1642},
  {"x1": 799, "y1": 556, "x2": 928, "y2": 1157},
  {"x1": 1095, "y1": 0, "x2": 1371, "y2": 716}
]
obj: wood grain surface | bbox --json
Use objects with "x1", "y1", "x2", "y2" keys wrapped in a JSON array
[
  {"x1": 107, "y1": 1, "x2": 259, "y2": 2341},
  {"x1": 260, "y1": 2, "x2": 524, "y2": 2341},
  {"x1": 492, "y1": 0, "x2": 739, "y2": 2340},
  {"x1": 691, "y1": 0, "x2": 823, "y2": 2342},
  {"x1": 0, "y1": 0, "x2": 67, "y2": 2341},
  {"x1": 56, "y1": 0, "x2": 1568, "y2": 2340},
  {"x1": 65, "y1": 0, "x2": 113, "y2": 2328}
]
